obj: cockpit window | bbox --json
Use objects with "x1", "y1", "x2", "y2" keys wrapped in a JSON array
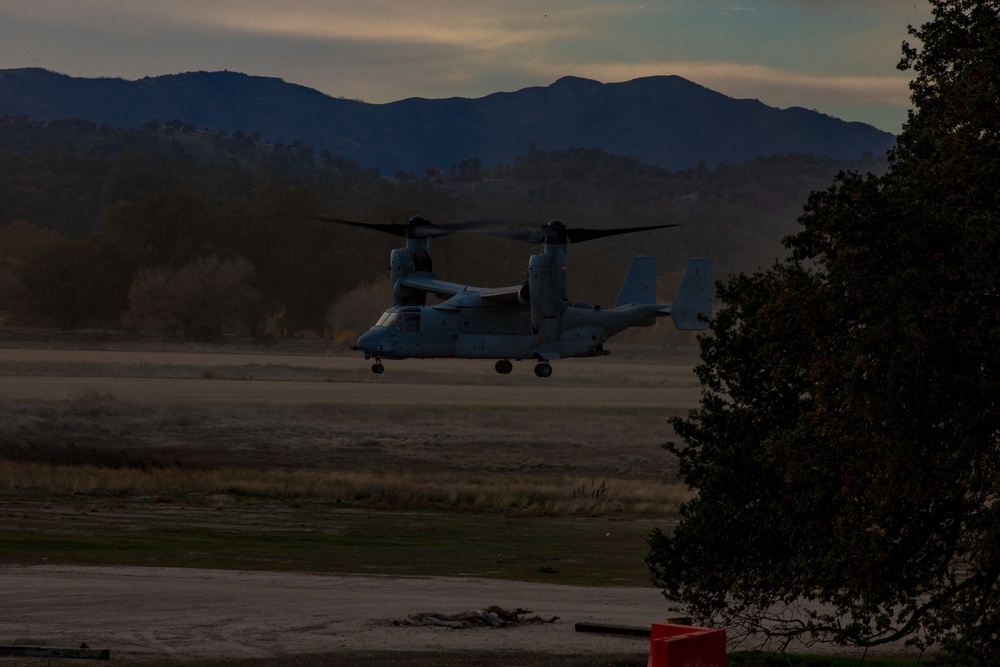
[
  {"x1": 376, "y1": 311, "x2": 401, "y2": 329},
  {"x1": 375, "y1": 308, "x2": 420, "y2": 332}
]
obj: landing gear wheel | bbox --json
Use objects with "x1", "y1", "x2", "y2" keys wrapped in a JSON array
[
  {"x1": 371, "y1": 362, "x2": 385, "y2": 374},
  {"x1": 495, "y1": 359, "x2": 513, "y2": 374},
  {"x1": 534, "y1": 363, "x2": 553, "y2": 378}
]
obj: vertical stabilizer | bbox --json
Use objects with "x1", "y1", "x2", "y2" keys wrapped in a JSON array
[
  {"x1": 615, "y1": 256, "x2": 657, "y2": 306},
  {"x1": 670, "y1": 259, "x2": 714, "y2": 330}
]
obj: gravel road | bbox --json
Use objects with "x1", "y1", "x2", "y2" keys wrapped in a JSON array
[{"x1": 2, "y1": 565, "x2": 663, "y2": 662}]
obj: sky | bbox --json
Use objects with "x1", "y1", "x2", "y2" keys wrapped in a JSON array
[{"x1": 1, "y1": 1, "x2": 934, "y2": 134}]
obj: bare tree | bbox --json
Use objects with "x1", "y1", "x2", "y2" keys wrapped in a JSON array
[
  {"x1": 325, "y1": 276, "x2": 392, "y2": 344},
  {"x1": 122, "y1": 255, "x2": 260, "y2": 340}
]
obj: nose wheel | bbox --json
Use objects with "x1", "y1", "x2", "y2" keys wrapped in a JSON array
[
  {"x1": 534, "y1": 362, "x2": 553, "y2": 378},
  {"x1": 494, "y1": 359, "x2": 513, "y2": 374},
  {"x1": 371, "y1": 358, "x2": 384, "y2": 374}
]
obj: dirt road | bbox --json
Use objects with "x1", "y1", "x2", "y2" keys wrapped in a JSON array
[
  {"x1": 0, "y1": 346, "x2": 703, "y2": 409},
  {"x1": 0, "y1": 345, "x2": 700, "y2": 479},
  {"x1": 0, "y1": 375, "x2": 700, "y2": 410},
  {"x1": 2, "y1": 565, "x2": 662, "y2": 662}
]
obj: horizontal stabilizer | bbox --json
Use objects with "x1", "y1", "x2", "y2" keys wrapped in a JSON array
[{"x1": 670, "y1": 259, "x2": 714, "y2": 330}]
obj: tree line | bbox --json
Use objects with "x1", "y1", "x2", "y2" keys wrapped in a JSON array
[{"x1": 0, "y1": 113, "x2": 885, "y2": 339}]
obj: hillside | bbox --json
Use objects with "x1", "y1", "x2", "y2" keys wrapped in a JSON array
[
  {"x1": 0, "y1": 116, "x2": 885, "y2": 335},
  {"x1": 0, "y1": 68, "x2": 896, "y2": 175}
]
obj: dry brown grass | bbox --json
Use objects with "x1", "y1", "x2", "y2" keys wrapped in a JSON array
[
  {"x1": 0, "y1": 459, "x2": 691, "y2": 516},
  {"x1": 0, "y1": 339, "x2": 700, "y2": 516}
]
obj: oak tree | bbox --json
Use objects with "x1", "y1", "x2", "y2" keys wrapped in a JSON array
[{"x1": 647, "y1": 1, "x2": 1000, "y2": 661}]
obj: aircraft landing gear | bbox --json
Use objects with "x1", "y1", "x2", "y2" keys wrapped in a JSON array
[
  {"x1": 494, "y1": 359, "x2": 513, "y2": 374},
  {"x1": 371, "y1": 359, "x2": 385, "y2": 374},
  {"x1": 534, "y1": 362, "x2": 553, "y2": 378}
]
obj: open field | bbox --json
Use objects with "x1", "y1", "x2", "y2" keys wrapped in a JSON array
[
  {"x1": 0, "y1": 338, "x2": 921, "y2": 664},
  {"x1": 0, "y1": 341, "x2": 700, "y2": 483},
  {"x1": 0, "y1": 338, "x2": 701, "y2": 664}
]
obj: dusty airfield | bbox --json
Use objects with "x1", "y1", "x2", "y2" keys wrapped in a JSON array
[
  {"x1": 0, "y1": 341, "x2": 919, "y2": 663},
  {"x1": 0, "y1": 344, "x2": 701, "y2": 479},
  {"x1": 1, "y1": 341, "x2": 696, "y2": 663},
  {"x1": 2, "y1": 565, "x2": 667, "y2": 662}
]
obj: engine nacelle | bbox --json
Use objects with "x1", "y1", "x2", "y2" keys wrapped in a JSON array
[
  {"x1": 390, "y1": 246, "x2": 432, "y2": 307},
  {"x1": 527, "y1": 251, "x2": 568, "y2": 342}
]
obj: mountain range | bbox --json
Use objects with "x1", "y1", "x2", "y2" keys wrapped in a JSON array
[{"x1": 0, "y1": 68, "x2": 896, "y2": 175}]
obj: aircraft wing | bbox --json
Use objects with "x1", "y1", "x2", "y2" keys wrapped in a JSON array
[
  {"x1": 479, "y1": 284, "x2": 522, "y2": 303},
  {"x1": 427, "y1": 283, "x2": 524, "y2": 311},
  {"x1": 398, "y1": 272, "x2": 473, "y2": 298},
  {"x1": 401, "y1": 273, "x2": 523, "y2": 303}
]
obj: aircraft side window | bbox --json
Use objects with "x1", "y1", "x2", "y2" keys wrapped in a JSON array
[{"x1": 402, "y1": 311, "x2": 421, "y2": 333}]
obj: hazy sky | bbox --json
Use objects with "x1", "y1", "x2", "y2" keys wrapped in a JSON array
[{"x1": 1, "y1": 1, "x2": 933, "y2": 133}]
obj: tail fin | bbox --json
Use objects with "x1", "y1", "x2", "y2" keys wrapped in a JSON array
[
  {"x1": 670, "y1": 258, "x2": 714, "y2": 330},
  {"x1": 615, "y1": 256, "x2": 657, "y2": 307}
]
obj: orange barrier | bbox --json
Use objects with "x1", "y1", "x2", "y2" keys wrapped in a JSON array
[{"x1": 647, "y1": 623, "x2": 726, "y2": 667}]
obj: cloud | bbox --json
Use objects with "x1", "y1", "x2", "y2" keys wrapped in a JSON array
[
  {"x1": 195, "y1": 6, "x2": 564, "y2": 50},
  {"x1": 777, "y1": 0, "x2": 930, "y2": 13},
  {"x1": 7, "y1": 1, "x2": 620, "y2": 50},
  {"x1": 568, "y1": 60, "x2": 912, "y2": 107},
  {"x1": 0, "y1": 0, "x2": 919, "y2": 131}
]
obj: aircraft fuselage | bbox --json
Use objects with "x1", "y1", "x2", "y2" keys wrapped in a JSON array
[{"x1": 356, "y1": 302, "x2": 660, "y2": 362}]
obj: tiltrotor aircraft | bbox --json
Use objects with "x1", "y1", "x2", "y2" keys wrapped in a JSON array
[{"x1": 321, "y1": 215, "x2": 713, "y2": 377}]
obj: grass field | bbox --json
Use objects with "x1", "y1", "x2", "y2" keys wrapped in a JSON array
[
  {"x1": 1, "y1": 485, "x2": 671, "y2": 586},
  {"x1": 0, "y1": 341, "x2": 694, "y2": 585},
  {"x1": 0, "y1": 339, "x2": 697, "y2": 574},
  {"x1": 0, "y1": 337, "x2": 700, "y2": 664},
  {"x1": 0, "y1": 337, "x2": 926, "y2": 666}
]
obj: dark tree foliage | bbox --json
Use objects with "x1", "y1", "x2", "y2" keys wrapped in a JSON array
[
  {"x1": 0, "y1": 120, "x2": 435, "y2": 330},
  {"x1": 647, "y1": 1, "x2": 1000, "y2": 661},
  {"x1": 0, "y1": 101, "x2": 887, "y2": 332}
]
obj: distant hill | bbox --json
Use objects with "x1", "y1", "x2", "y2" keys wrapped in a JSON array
[{"x1": 0, "y1": 68, "x2": 896, "y2": 175}]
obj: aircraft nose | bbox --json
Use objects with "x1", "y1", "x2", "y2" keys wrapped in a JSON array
[{"x1": 356, "y1": 327, "x2": 394, "y2": 354}]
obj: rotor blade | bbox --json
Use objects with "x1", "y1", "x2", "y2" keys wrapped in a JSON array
[
  {"x1": 565, "y1": 223, "x2": 681, "y2": 244},
  {"x1": 311, "y1": 217, "x2": 680, "y2": 244},
  {"x1": 415, "y1": 218, "x2": 512, "y2": 238},
  {"x1": 453, "y1": 227, "x2": 547, "y2": 243},
  {"x1": 438, "y1": 218, "x2": 510, "y2": 230},
  {"x1": 452, "y1": 223, "x2": 679, "y2": 244},
  {"x1": 310, "y1": 216, "x2": 410, "y2": 237},
  {"x1": 309, "y1": 216, "x2": 510, "y2": 239}
]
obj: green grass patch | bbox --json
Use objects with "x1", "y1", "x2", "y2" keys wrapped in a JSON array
[
  {"x1": 124, "y1": 651, "x2": 649, "y2": 667},
  {"x1": 0, "y1": 491, "x2": 669, "y2": 586},
  {"x1": 730, "y1": 654, "x2": 924, "y2": 667}
]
